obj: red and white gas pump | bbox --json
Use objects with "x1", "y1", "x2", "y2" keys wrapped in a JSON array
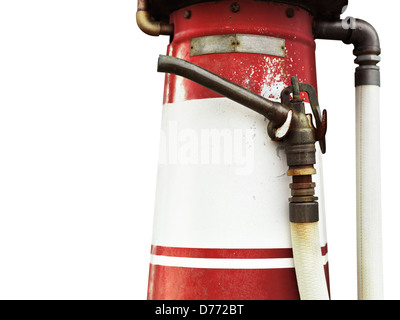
[{"x1": 137, "y1": 0, "x2": 383, "y2": 300}]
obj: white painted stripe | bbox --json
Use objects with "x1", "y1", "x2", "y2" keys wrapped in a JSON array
[
  {"x1": 150, "y1": 254, "x2": 329, "y2": 270},
  {"x1": 153, "y1": 98, "x2": 328, "y2": 249}
]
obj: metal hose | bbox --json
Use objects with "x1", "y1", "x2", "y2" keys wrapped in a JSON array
[{"x1": 157, "y1": 55, "x2": 290, "y2": 127}]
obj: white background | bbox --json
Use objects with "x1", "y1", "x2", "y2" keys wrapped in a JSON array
[{"x1": 0, "y1": 0, "x2": 398, "y2": 300}]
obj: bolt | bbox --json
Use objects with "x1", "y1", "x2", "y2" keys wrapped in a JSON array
[
  {"x1": 230, "y1": 2, "x2": 240, "y2": 13},
  {"x1": 183, "y1": 10, "x2": 191, "y2": 19},
  {"x1": 286, "y1": 8, "x2": 295, "y2": 18},
  {"x1": 291, "y1": 76, "x2": 301, "y2": 100}
]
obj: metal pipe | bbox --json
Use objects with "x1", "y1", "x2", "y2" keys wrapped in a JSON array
[
  {"x1": 157, "y1": 55, "x2": 290, "y2": 127},
  {"x1": 314, "y1": 19, "x2": 380, "y2": 55},
  {"x1": 313, "y1": 19, "x2": 380, "y2": 86},
  {"x1": 136, "y1": 0, "x2": 173, "y2": 36},
  {"x1": 314, "y1": 18, "x2": 383, "y2": 300}
]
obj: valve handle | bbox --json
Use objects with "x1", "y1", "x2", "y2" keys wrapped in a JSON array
[{"x1": 280, "y1": 78, "x2": 327, "y2": 154}]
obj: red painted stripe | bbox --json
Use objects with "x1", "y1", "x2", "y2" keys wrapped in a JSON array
[
  {"x1": 322, "y1": 243, "x2": 328, "y2": 256},
  {"x1": 148, "y1": 264, "x2": 301, "y2": 300},
  {"x1": 148, "y1": 263, "x2": 330, "y2": 300},
  {"x1": 148, "y1": 246, "x2": 330, "y2": 299},
  {"x1": 151, "y1": 244, "x2": 328, "y2": 259}
]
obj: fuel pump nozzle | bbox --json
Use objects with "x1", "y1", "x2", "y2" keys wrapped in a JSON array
[
  {"x1": 157, "y1": 55, "x2": 292, "y2": 141},
  {"x1": 157, "y1": 55, "x2": 330, "y2": 299},
  {"x1": 157, "y1": 55, "x2": 326, "y2": 154}
]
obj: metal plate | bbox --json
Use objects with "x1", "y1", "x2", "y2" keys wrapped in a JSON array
[{"x1": 190, "y1": 34, "x2": 285, "y2": 57}]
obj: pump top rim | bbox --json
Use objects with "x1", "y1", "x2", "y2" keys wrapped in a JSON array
[{"x1": 146, "y1": 0, "x2": 348, "y2": 22}]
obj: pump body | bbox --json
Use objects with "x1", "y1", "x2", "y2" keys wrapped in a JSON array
[{"x1": 147, "y1": 1, "x2": 330, "y2": 300}]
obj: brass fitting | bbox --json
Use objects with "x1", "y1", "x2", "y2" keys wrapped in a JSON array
[
  {"x1": 136, "y1": 0, "x2": 173, "y2": 36},
  {"x1": 288, "y1": 174, "x2": 319, "y2": 223},
  {"x1": 284, "y1": 77, "x2": 321, "y2": 223}
]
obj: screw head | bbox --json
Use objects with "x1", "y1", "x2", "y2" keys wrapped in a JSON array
[
  {"x1": 286, "y1": 8, "x2": 295, "y2": 18},
  {"x1": 183, "y1": 10, "x2": 191, "y2": 19},
  {"x1": 230, "y1": 2, "x2": 240, "y2": 13}
]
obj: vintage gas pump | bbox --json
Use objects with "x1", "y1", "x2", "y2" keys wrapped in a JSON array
[{"x1": 137, "y1": 0, "x2": 383, "y2": 300}]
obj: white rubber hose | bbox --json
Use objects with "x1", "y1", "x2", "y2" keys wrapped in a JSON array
[
  {"x1": 290, "y1": 222, "x2": 329, "y2": 300},
  {"x1": 356, "y1": 85, "x2": 384, "y2": 300}
]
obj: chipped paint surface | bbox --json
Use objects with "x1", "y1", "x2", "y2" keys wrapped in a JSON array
[
  {"x1": 165, "y1": 36, "x2": 316, "y2": 104},
  {"x1": 163, "y1": 0, "x2": 317, "y2": 105},
  {"x1": 260, "y1": 56, "x2": 287, "y2": 101}
]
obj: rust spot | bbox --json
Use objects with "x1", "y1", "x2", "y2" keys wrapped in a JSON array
[
  {"x1": 292, "y1": 175, "x2": 312, "y2": 184},
  {"x1": 230, "y1": 40, "x2": 240, "y2": 47}
]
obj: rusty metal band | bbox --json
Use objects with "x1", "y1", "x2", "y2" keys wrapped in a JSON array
[{"x1": 190, "y1": 34, "x2": 285, "y2": 57}]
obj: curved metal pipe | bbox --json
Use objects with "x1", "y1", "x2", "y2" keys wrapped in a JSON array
[
  {"x1": 136, "y1": 0, "x2": 173, "y2": 36},
  {"x1": 157, "y1": 55, "x2": 290, "y2": 127},
  {"x1": 314, "y1": 19, "x2": 380, "y2": 55},
  {"x1": 314, "y1": 18, "x2": 381, "y2": 86}
]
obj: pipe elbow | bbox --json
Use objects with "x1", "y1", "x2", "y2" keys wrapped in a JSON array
[
  {"x1": 136, "y1": 11, "x2": 173, "y2": 36},
  {"x1": 314, "y1": 18, "x2": 381, "y2": 86},
  {"x1": 314, "y1": 18, "x2": 380, "y2": 56},
  {"x1": 345, "y1": 19, "x2": 380, "y2": 56}
]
